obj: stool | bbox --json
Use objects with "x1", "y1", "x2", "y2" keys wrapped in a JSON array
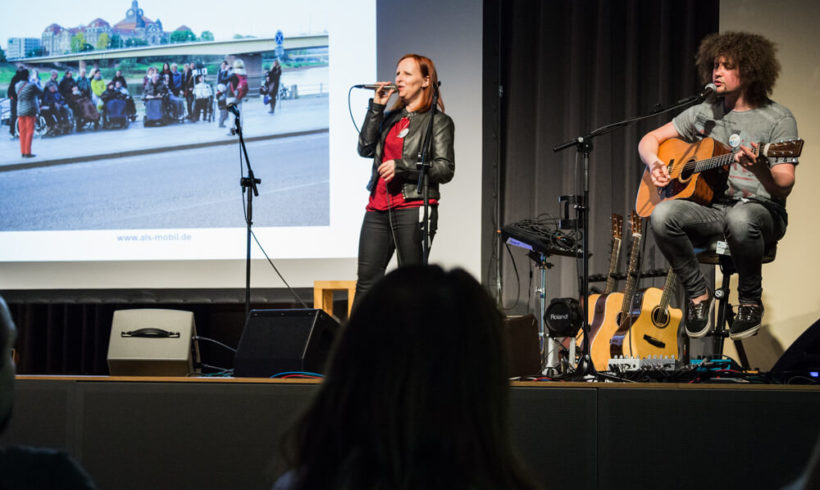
[
  {"x1": 313, "y1": 280, "x2": 357, "y2": 318},
  {"x1": 691, "y1": 239, "x2": 777, "y2": 368}
]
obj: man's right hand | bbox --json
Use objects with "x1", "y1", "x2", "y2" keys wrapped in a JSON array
[
  {"x1": 648, "y1": 160, "x2": 671, "y2": 187},
  {"x1": 638, "y1": 121, "x2": 680, "y2": 187}
]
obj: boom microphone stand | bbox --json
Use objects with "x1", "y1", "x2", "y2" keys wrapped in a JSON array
[
  {"x1": 416, "y1": 82, "x2": 441, "y2": 264},
  {"x1": 552, "y1": 86, "x2": 712, "y2": 377},
  {"x1": 229, "y1": 104, "x2": 261, "y2": 319}
]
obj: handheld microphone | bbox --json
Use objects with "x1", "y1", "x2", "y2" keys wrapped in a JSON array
[{"x1": 354, "y1": 83, "x2": 397, "y2": 91}]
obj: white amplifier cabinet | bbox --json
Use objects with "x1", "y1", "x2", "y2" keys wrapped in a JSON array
[{"x1": 107, "y1": 309, "x2": 199, "y2": 376}]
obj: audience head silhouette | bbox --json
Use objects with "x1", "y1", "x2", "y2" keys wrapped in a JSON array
[
  {"x1": 280, "y1": 265, "x2": 536, "y2": 490},
  {"x1": 0, "y1": 297, "x2": 16, "y2": 434},
  {"x1": 0, "y1": 297, "x2": 99, "y2": 489}
]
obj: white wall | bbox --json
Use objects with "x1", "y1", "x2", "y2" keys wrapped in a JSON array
[
  {"x1": 720, "y1": 0, "x2": 820, "y2": 368},
  {"x1": 375, "y1": 0, "x2": 484, "y2": 279}
]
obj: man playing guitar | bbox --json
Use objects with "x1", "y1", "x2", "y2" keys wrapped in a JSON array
[{"x1": 637, "y1": 31, "x2": 799, "y2": 340}]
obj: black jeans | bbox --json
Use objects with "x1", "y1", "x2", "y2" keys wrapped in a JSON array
[
  {"x1": 354, "y1": 206, "x2": 438, "y2": 309},
  {"x1": 650, "y1": 199, "x2": 786, "y2": 304}
]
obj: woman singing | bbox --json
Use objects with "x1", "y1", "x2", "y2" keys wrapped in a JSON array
[{"x1": 354, "y1": 54, "x2": 455, "y2": 306}]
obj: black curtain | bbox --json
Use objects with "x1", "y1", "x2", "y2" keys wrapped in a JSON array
[
  {"x1": 7, "y1": 301, "x2": 253, "y2": 375},
  {"x1": 487, "y1": 0, "x2": 719, "y2": 313},
  {"x1": 5, "y1": 290, "x2": 314, "y2": 375}
]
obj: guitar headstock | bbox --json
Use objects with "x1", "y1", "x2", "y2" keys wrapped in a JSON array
[
  {"x1": 762, "y1": 139, "x2": 804, "y2": 158},
  {"x1": 630, "y1": 210, "x2": 643, "y2": 237},
  {"x1": 611, "y1": 214, "x2": 624, "y2": 240}
]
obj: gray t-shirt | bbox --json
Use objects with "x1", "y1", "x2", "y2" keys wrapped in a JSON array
[{"x1": 672, "y1": 99, "x2": 798, "y2": 207}]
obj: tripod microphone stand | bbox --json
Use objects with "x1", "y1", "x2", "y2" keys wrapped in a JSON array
[{"x1": 229, "y1": 104, "x2": 261, "y2": 319}]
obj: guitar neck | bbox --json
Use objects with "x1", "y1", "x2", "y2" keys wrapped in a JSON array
[
  {"x1": 658, "y1": 268, "x2": 677, "y2": 310},
  {"x1": 604, "y1": 237, "x2": 622, "y2": 294},
  {"x1": 619, "y1": 233, "x2": 642, "y2": 316},
  {"x1": 670, "y1": 138, "x2": 804, "y2": 180},
  {"x1": 603, "y1": 213, "x2": 624, "y2": 295},
  {"x1": 687, "y1": 151, "x2": 734, "y2": 175}
]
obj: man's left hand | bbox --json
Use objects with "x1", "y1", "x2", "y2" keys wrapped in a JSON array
[{"x1": 735, "y1": 142, "x2": 768, "y2": 176}]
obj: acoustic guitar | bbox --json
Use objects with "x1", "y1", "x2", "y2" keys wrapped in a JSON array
[
  {"x1": 635, "y1": 137, "x2": 804, "y2": 217},
  {"x1": 575, "y1": 214, "x2": 623, "y2": 351},
  {"x1": 606, "y1": 211, "x2": 648, "y2": 363},
  {"x1": 590, "y1": 211, "x2": 643, "y2": 371},
  {"x1": 620, "y1": 268, "x2": 681, "y2": 360}
]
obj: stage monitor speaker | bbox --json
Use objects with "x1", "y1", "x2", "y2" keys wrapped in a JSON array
[
  {"x1": 107, "y1": 309, "x2": 200, "y2": 376},
  {"x1": 233, "y1": 309, "x2": 340, "y2": 378},
  {"x1": 504, "y1": 314, "x2": 541, "y2": 377},
  {"x1": 771, "y1": 318, "x2": 820, "y2": 373}
]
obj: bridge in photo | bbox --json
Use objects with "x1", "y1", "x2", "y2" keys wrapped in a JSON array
[{"x1": 19, "y1": 35, "x2": 328, "y2": 83}]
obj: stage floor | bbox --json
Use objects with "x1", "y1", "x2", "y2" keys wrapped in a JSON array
[{"x1": 4, "y1": 376, "x2": 820, "y2": 490}]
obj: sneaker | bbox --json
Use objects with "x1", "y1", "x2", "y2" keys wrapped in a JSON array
[
  {"x1": 685, "y1": 293, "x2": 713, "y2": 338},
  {"x1": 730, "y1": 303, "x2": 764, "y2": 340}
]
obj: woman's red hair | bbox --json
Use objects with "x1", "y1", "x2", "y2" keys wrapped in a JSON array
[{"x1": 392, "y1": 54, "x2": 445, "y2": 113}]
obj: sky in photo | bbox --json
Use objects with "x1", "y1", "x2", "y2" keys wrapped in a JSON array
[{"x1": 1, "y1": 0, "x2": 330, "y2": 46}]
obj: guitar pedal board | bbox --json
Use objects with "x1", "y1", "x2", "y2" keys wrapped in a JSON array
[{"x1": 608, "y1": 355, "x2": 679, "y2": 372}]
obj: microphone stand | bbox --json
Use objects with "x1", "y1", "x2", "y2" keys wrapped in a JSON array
[
  {"x1": 231, "y1": 106, "x2": 261, "y2": 320},
  {"x1": 552, "y1": 91, "x2": 708, "y2": 378},
  {"x1": 416, "y1": 82, "x2": 441, "y2": 264}
]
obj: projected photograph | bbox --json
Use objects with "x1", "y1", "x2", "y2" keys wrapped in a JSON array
[{"x1": 0, "y1": 0, "x2": 330, "y2": 232}]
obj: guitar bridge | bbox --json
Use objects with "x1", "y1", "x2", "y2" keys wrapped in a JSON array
[{"x1": 643, "y1": 334, "x2": 666, "y2": 349}]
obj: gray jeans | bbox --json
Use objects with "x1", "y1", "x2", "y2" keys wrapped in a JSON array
[{"x1": 649, "y1": 199, "x2": 786, "y2": 304}]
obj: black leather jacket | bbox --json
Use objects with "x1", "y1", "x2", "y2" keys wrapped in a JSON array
[{"x1": 358, "y1": 100, "x2": 455, "y2": 201}]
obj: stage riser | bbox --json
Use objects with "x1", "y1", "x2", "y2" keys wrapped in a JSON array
[{"x1": 3, "y1": 380, "x2": 819, "y2": 490}]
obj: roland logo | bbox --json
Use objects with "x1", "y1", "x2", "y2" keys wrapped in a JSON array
[{"x1": 549, "y1": 313, "x2": 569, "y2": 320}]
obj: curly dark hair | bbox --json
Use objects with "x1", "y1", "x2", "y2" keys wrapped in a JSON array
[{"x1": 695, "y1": 31, "x2": 781, "y2": 107}]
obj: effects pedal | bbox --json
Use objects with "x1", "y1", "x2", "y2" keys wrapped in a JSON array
[{"x1": 608, "y1": 355, "x2": 678, "y2": 372}]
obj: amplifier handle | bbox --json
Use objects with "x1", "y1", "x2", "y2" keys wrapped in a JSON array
[{"x1": 122, "y1": 328, "x2": 181, "y2": 338}]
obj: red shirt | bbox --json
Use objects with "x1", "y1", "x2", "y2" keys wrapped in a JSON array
[{"x1": 366, "y1": 117, "x2": 439, "y2": 211}]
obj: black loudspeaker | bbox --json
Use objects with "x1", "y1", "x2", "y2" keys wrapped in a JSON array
[
  {"x1": 233, "y1": 309, "x2": 340, "y2": 377},
  {"x1": 771, "y1": 318, "x2": 820, "y2": 373},
  {"x1": 504, "y1": 314, "x2": 541, "y2": 377}
]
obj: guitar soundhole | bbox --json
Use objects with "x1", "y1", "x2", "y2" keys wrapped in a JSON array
[
  {"x1": 680, "y1": 160, "x2": 694, "y2": 180},
  {"x1": 651, "y1": 307, "x2": 669, "y2": 328}
]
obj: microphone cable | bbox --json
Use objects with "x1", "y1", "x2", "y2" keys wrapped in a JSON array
[
  {"x1": 250, "y1": 229, "x2": 310, "y2": 309},
  {"x1": 235, "y1": 126, "x2": 310, "y2": 310},
  {"x1": 348, "y1": 85, "x2": 361, "y2": 133}
]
